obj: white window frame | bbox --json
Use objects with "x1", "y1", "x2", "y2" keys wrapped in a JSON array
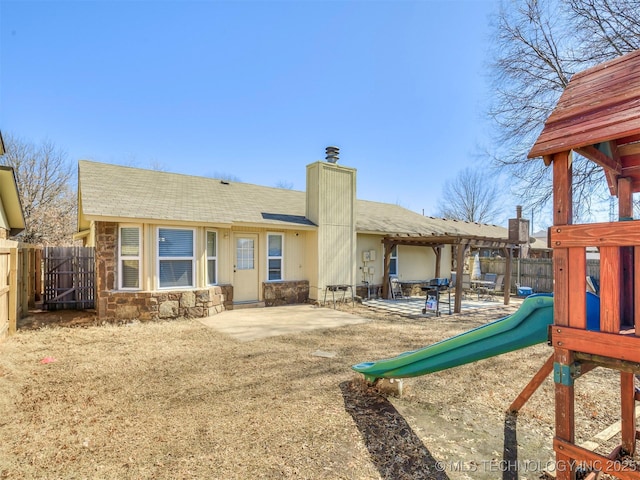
[
  {"x1": 156, "y1": 226, "x2": 196, "y2": 289},
  {"x1": 266, "y1": 232, "x2": 284, "y2": 282},
  {"x1": 206, "y1": 230, "x2": 218, "y2": 286},
  {"x1": 389, "y1": 245, "x2": 398, "y2": 276},
  {"x1": 118, "y1": 224, "x2": 142, "y2": 290}
]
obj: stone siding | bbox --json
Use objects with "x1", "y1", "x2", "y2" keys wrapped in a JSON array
[
  {"x1": 263, "y1": 280, "x2": 309, "y2": 307},
  {"x1": 101, "y1": 286, "x2": 227, "y2": 322},
  {"x1": 356, "y1": 283, "x2": 383, "y2": 299}
]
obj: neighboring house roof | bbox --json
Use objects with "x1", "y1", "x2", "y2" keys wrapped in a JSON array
[
  {"x1": 531, "y1": 235, "x2": 549, "y2": 250},
  {"x1": 0, "y1": 166, "x2": 25, "y2": 236},
  {"x1": 78, "y1": 160, "x2": 511, "y2": 239}
]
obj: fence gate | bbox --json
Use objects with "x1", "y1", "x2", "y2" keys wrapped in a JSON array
[{"x1": 43, "y1": 246, "x2": 95, "y2": 310}]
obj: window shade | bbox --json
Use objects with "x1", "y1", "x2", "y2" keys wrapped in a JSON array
[
  {"x1": 158, "y1": 229, "x2": 193, "y2": 257},
  {"x1": 268, "y1": 235, "x2": 282, "y2": 256},
  {"x1": 120, "y1": 227, "x2": 139, "y2": 256}
]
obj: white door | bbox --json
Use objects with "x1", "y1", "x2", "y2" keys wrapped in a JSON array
[{"x1": 233, "y1": 233, "x2": 259, "y2": 303}]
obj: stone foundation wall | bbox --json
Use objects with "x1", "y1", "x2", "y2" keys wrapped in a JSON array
[
  {"x1": 356, "y1": 283, "x2": 383, "y2": 299},
  {"x1": 403, "y1": 283, "x2": 428, "y2": 297},
  {"x1": 263, "y1": 280, "x2": 309, "y2": 306},
  {"x1": 101, "y1": 286, "x2": 227, "y2": 322}
]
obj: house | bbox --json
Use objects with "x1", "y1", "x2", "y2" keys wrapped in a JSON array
[
  {"x1": 0, "y1": 131, "x2": 28, "y2": 339},
  {"x1": 76, "y1": 147, "x2": 522, "y2": 321},
  {"x1": 530, "y1": 230, "x2": 553, "y2": 259}
]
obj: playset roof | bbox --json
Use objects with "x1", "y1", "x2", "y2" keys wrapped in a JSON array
[{"x1": 529, "y1": 49, "x2": 640, "y2": 194}]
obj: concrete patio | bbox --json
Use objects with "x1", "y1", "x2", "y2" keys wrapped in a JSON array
[{"x1": 361, "y1": 295, "x2": 524, "y2": 317}]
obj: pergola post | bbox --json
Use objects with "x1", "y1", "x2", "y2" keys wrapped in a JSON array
[
  {"x1": 453, "y1": 243, "x2": 466, "y2": 314},
  {"x1": 432, "y1": 246, "x2": 442, "y2": 279},
  {"x1": 382, "y1": 241, "x2": 395, "y2": 299},
  {"x1": 503, "y1": 246, "x2": 512, "y2": 305}
]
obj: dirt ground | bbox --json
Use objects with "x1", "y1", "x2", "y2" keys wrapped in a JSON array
[{"x1": 0, "y1": 303, "x2": 634, "y2": 479}]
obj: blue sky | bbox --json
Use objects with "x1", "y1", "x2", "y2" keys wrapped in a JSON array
[{"x1": 0, "y1": 0, "x2": 506, "y2": 219}]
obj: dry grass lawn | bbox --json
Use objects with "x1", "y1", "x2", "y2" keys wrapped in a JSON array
[{"x1": 0, "y1": 303, "x2": 632, "y2": 479}]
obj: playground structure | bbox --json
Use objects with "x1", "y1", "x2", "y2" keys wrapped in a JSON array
[
  {"x1": 527, "y1": 49, "x2": 640, "y2": 479},
  {"x1": 353, "y1": 49, "x2": 640, "y2": 479}
]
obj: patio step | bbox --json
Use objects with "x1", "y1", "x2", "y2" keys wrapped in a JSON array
[{"x1": 232, "y1": 301, "x2": 266, "y2": 310}]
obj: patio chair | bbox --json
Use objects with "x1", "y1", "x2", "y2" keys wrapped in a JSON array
[
  {"x1": 389, "y1": 276, "x2": 405, "y2": 300},
  {"x1": 486, "y1": 274, "x2": 503, "y2": 299},
  {"x1": 494, "y1": 274, "x2": 505, "y2": 293},
  {"x1": 477, "y1": 273, "x2": 497, "y2": 300},
  {"x1": 462, "y1": 273, "x2": 472, "y2": 300}
]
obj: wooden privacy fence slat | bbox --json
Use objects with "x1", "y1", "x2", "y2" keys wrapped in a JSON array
[
  {"x1": 0, "y1": 241, "x2": 40, "y2": 340},
  {"x1": 43, "y1": 246, "x2": 95, "y2": 310}
]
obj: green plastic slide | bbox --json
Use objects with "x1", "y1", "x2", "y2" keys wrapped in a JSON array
[{"x1": 352, "y1": 294, "x2": 554, "y2": 383}]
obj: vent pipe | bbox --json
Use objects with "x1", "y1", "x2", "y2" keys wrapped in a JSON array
[{"x1": 325, "y1": 146, "x2": 339, "y2": 163}]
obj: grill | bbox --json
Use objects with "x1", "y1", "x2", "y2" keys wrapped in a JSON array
[{"x1": 421, "y1": 278, "x2": 451, "y2": 316}]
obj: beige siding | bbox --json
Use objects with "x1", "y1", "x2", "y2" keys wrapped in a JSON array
[
  {"x1": 356, "y1": 234, "x2": 382, "y2": 285},
  {"x1": 306, "y1": 164, "x2": 320, "y2": 225},
  {"x1": 0, "y1": 196, "x2": 9, "y2": 233},
  {"x1": 356, "y1": 234, "x2": 454, "y2": 284},
  {"x1": 305, "y1": 230, "x2": 319, "y2": 299},
  {"x1": 396, "y1": 246, "x2": 434, "y2": 281},
  {"x1": 217, "y1": 228, "x2": 232, "y2": 285},
  {"x1": 282, "y1": 230, "x2": 306, "y2": 280},
  {"x1": 306, "y1": 161, "x2": 357, "y2": 300}
]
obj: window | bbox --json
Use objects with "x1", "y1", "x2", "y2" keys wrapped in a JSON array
[
  {"x1": 119, "y1": 226, "x2": 141, "y2": 290},
  {"x1": 389, "y1": 245, "x2": 398, "y2": 276},
  {"x1": 207, "y1": 231, "x2": 217, "y2": 285},
  {"x1": 236, "y1": 238, "x2": 255, "y2": 270},
  {"x1": 267, "y1": 233, "x2": 283, "y2": 281},
  {"x1": 158, "y1": 227, "x2": 194, "y2": 288}
]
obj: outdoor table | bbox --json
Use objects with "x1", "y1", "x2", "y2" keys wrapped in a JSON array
[
  {"x1": 470, "y1": 279, "x2": 495, "y2": 300},
  {"x1": 323, "y1": 284, "x2": 354, "y2": 308}
]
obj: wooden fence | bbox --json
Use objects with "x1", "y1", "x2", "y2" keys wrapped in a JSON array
[
  {"x1": 0, "y1": 240, "x2": 41, "y2": 340},
  {"x1": 478, "y1": 257, "x2": 601, "y2": 293},
  {"x1": 43, "y1": 246, "x2": 95, "y2": 310}
]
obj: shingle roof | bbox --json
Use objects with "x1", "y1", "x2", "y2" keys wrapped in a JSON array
[
  {"x1": 78, "y1": 160, "x2": 312, "y2": 228},
  {"x1": 355, "y1": 199, "x2": 509, "y2": 239},
  {"x1": 78, "y1": 160, "x2": 509, "y2": 239}
]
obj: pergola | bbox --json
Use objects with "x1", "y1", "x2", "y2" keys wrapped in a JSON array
[{"x1": 381, "y1": 233, "x2": 524, "y2": 313}]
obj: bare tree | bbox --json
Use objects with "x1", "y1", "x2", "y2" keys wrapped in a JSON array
[
  {"x1": 1, "y1": 134, "x2": 76, "y2": 245},
  {"x1": 487, "y1": 0, "x2": 640, "y2": 220},
  {"x1": 569, "y1": 0, "x2": 640, "y2": 63},
  {"x1": 275, "y1": 180, "x2": 294, "y2": 190},
  {"x1": 436, "y1": 167, "x2": 505, "y2": 224}
]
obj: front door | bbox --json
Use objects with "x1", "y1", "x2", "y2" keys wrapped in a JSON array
[{"x1": 233, "y1": 233, "x2": 259, "y2": 303}]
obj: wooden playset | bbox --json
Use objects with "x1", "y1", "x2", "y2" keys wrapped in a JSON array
[{"x1": 527, "y1": 48, "x2": 640, "y2": 479}]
